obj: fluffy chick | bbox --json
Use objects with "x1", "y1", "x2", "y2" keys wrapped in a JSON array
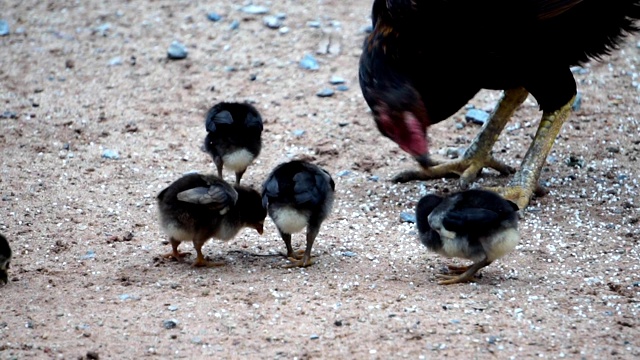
[
  {"x1": 262, "y1": 160, "x2": 335, "y2": 267},
  {"x1": 157, "y1": 173, "x2": 266, "y2": 267},
  {"x1": 416, "y1": 189, "x2": 519, "y2": 285},
  {"x1": 0, "y1": 234, "x2": 11, "y2": 285},
  {"x1": 203, "y1": 102, "x2": 263, "y2": 185}
]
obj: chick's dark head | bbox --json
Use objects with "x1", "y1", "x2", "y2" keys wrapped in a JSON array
[
  {"x1": 415, "y1": 194, "x2": 443, "y2": 233},
  {"x1": 233, "y1": 185, "x2": 267, "y2": 235},
  {"x1": 0, "y1": 234, "x2": 11, "y2": 285}
]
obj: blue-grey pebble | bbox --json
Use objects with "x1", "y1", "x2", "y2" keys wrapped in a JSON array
[
  {"x1": 465, "y1": 108, "x2": 490, "y2": 125},
  {"x1": 102, "y1": 149, "x2": 120, "y2": 160},
  {"x1": 300, "y1": 54, "x2": 319, "y2": 70},
  {"x1": 207, "y1": 12, "x2": 222, "y2": 22},
  {"x1": 241, "y1": 5, "x2": 269, "y2": 14},
  {"x1": 229, "y1": 20, "x2": 240, "y2": 30},
  {"x1": 316, "y1": 88, "x2": 334, "y2": 97},
  {"x1": 0, "y1": 20, "x2": 9, "y2": 36},
  {"x1": 400, "y1": 212, "x2": 416, "y2": 223},
  {"x1": 336, "y1": 85, "x2": 349, "y2": 92},
  {"x1": 167, "y1": 41, "x2": 188, "y2": 60}
]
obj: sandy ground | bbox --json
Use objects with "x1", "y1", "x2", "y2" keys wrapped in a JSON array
[{"x1": 1, "y1": 0, "x2": 639, "y2": 359}]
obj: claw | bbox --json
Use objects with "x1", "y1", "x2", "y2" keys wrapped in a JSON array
[{"x1": 484, "y1": 184, "x2": 532, "y2": 211}]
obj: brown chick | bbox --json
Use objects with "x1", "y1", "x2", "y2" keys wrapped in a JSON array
[{"x1": 157, "y1": 173, "x2": 266, "y2": 267}]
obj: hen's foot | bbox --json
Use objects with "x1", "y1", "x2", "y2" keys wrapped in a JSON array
[
  {"x1": 485, "y1": 184, "x2": 534, "y2": 211},
  {"x1": 282, "y1": 249, "x2": 306, "y2": 260},
  {"x1": 392, "y1": 154, "x2": 514, "y2": 187}
]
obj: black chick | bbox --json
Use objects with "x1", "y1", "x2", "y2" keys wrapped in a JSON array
[
  {"x1": 157, "y1": 173, "x2": 266, "y2": 267},
  {"x1": 0, "y1": 234, "x2": 11, "y2": 285},
  {"x1": 416, "y1": 189, "x2": 519, "y2": 285},
  {"x1": 262, "y1": 160, "x2": 335, "y2": 267},
  {"x1": 203, "y1": 102, "x2": 263, "y2": 185}
]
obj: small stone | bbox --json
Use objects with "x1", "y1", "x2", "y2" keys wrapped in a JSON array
[
  {"x1": 329, "y1": 75, "x2": 345, "y2": 85},
  {"x1": 229, "y1": 20, "x2": 240, "y2": 30},
  {"x1": 368, "y1": 175, "x2": 379, "y2": 182},
  {"x1": 279, "y1": 27, "x2": 290, "y2": 34},
  {"x1": 334, "y1": 320, "x2": 343, "y2": 326},
  {"x1": 119, "y1": 294, "x2": 131, "y2": 301},
  {"x1": 207, "y1": 12, "x2": 222, "y2": 22},
  {"x1": 241, "y1": 5, "x2": 269, "y2": 14},
  {"x1": 606, "y1": 146, "x2": 620, "y2": 154},
  {"x1": 455, "y1": 122, "x2": 465, "y2": 130},
  {"x1": 342, "y1": 251, "x2": 357, "y2": 257},
  {"x1": 316, "y1": 88, "x2": 334, "y2": 98},
  {"x1": 191, "y1": 337, "x2": 203, "y2": 344},
  {"x1": 167, "y1": 41, "x2": 188, "y2": 60},
  {"x1": 299, "y1": 54, "x2": 319, "y2": 70},
  {"x1": 108, "y1": 57, "x2": 123, "y2": 66},
  {"x1": 336, "y1": 85, "x2": 349, "y2": 92},
  {"x1": 249, "y1": 74, "x2": 257, "y2": 81},
  {"x1": 361, "y1": 24, "x2": 373, "y2": 34},
  {"x1": 337, "y1": 170, "x2": 351, "y2": 177},
  {"x1": 167, "y1": 305, "x2": 178, "y2": 312},
  {"x1": 487, "y1": 336, "x2": 498, "y2": 345},
  {"x1": 163, "y1": 319, "x2": 178, "y2": 329},
  {"x1": 101, "y1": 149, "x2": 120, "y2": 160},
  {"x1": 310, "y1": 334, "x2": 319, "y2": 340},
  {"x1": 81, "y1": 250, "x2": 96, "y2": 260},
  {"x1": 95, "y1": 23, "x2": 111, "y2": 36},
  {"x1": 275, "y1": 13, "x2": 287, "y2": 20},
  {"x1": 465, "y1": 109, "x2": 490, "y2": 125},
  {"x1": 263, "y1": 16, "x2": 282, "y2": 29},
  {"x1": 400, "y1": 212, "x2": 416, "y2": 224},
  {"x1": 565, "y1": 155, "x2": 584, "y2": 168},
  {"x1": 1, "y1": 111, "x2": 17, "y2": 119},
  {"x1": 86, "y1": 351, "x2": 100, "y2": 360},
  {"x1": 572, "y1": 92, "x2": 582, "y2": 111},
  {"x1": 338, "y1": 122, "x2": 350, "y2": 127},
  {"x1": 570, "y1": 66, "x2": 589, "y2": 75},
  {"x1": 292, "y1": 129, "x2": 305, "y2": 137},
  {"x1": 307, "y1": 21, "x2": 321, "y2": 28},
  {"x1": 0, "y1": 20, "x2": 10, "y2": 36}
]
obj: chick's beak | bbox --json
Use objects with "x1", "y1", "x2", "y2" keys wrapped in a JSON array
[{"x1": 254, "y1": 222, "x2": 264, "y2": 235}]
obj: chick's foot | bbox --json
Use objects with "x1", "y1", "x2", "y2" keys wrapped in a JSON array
[
  {"x1": 192, "y1": 256, "x2": 225, "y2": 268},
  {"x1": 284, "y1": 256, "x2": 315, "y2": 268},
  {"x1": 162, "y1": 250, "x2": 190, "y2": 261}
]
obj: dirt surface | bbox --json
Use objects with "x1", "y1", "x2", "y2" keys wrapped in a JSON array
[{"x1": 1, "y1": 1, "x2": 639, "y2": 359}]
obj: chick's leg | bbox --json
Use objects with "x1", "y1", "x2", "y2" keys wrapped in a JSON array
[
  {"x1": 436, "y1": 259, "x2": 491, "y2": 285},
  {"x1": 285, "y1": 226, "x2": 319, "y2": 268},
  {"x1": 234, "y1": 169, "x2": 246, "y2": 185},
  {"x1": 280, "y1": 233, "x2": 302, "y2": 259},
  {"x1": 393, "y1": 87, "x2": 529, "y2": 187},
  {"x1": 162, "y1": 238, "x2": 190, "y2": 260},
  {"x1": 489, "y1": 97, "x2": 574, "y2": 210},
  {"x1": 192, "y1": 240, "x2": 225, "y2": 267}
]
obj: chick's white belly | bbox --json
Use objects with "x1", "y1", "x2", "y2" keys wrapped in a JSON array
[
  {"x1": 272, "y1": 207, "x2": 308, "y2": 234},
  {"x1": 484, "y1": 228, "x2": 519, "y2": 262},
  {"x1": 223, "y1": 149, "x2": 255, "y2": 172},
  {"x1": 162, "y1": 222, "x2": 194, "y2": 242}
]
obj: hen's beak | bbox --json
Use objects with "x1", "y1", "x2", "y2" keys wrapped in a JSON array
[
  {"x1": 254, "y1": 223, "x2": 264, "y2": 235},
  {"x1": 414, "y1": 153, "x2": 436, "y2": 168}
]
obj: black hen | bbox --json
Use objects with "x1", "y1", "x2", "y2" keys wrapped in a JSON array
[
  {"x1": 416, "y1": 189, "x2": 519, "y2": 285},
  {"x1": 262, "y1": 160, "x2": 335, "y2": 267},
  {"x1": 360, "y1": 0, "x2": 640, "y2": 209},
  {"x1": 203, "y1": 102, "x2": 263, "y2": 185},
  {"x1": 157, "y1": 173, "x2": 266, "y2": 267},
  {"x1": 0, "y1": 234, "x2": 11, "y2": 285}
]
